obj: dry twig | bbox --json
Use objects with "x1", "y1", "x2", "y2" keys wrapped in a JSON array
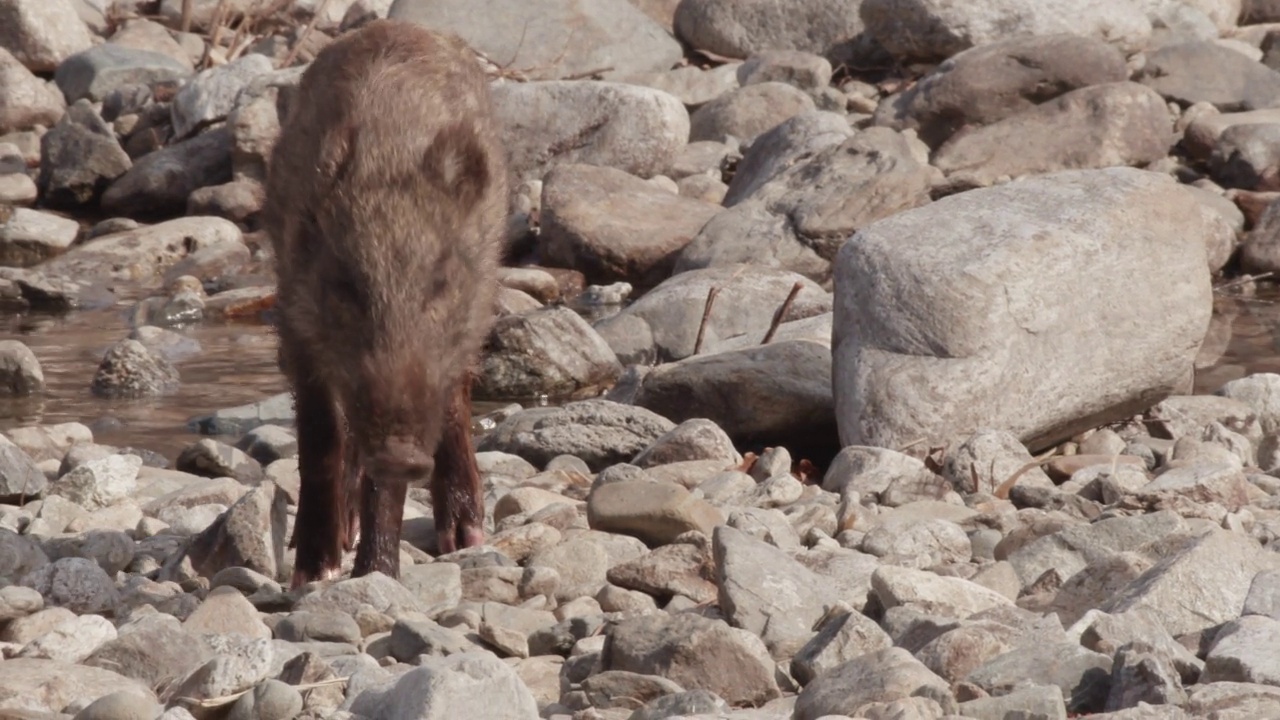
[
  {"x1": 761, "y1": 281, "x2": 804, "y2": 344},
  {"x1": 692, "y1": 286, "x2": 720, "y2": 355}
]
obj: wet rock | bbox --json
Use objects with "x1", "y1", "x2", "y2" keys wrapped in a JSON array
[
  {"x1": 860, "y1": 0, "x2": 1151, "y2": 62},
  {"x1": 54, "y1": 43, "x2": 193, "y2": 103},
  {"x1": 0, "y1": 208, "x2": 80, "y2": 267},
  {"x1": 602, "y1": 611, "x2": 780, "y2": 707},
  {"x1": 1139, "y1": 40, "x2": 1280, "y2": 111},
  {"x1": 49, "y1": 453, "x2": 141, "y2": 512},
  {"x1": 0, "y1": 658, "x2": 155, "y2": 715},
  {"x1": 478, "y1": 399, "x2": 674, "y2": 471},
  {"x1": 176, "y1": 438, "x2": 264, "y2": 483},
  {"x1": 1216, "y1": 373, "x2": 1280, "y2": 434},
  {"x1": 587, "y1": 479, "x2": 724, "y2": 545},
  {"x1": 0, "y1": 0, "x2": 95, "y2": 72},
  {"x1": 491, "y1": 81, "x2": 689, "y2": 181},
  {"x1": 476, "y1": 306, "x2": 622, "y2": 400},
  {"x1": 390, "y1": 0, "x2": 681, "y2": 81},
  {"x1": 235, "y1": 425, "x2": 296, "y2": 466},
  {"x1": 102, "y1": 126, "x2": 233, "y2": 218},
  {"x1": 794, "y1": 647, "x2": 956, "y2": 719},
  {"x1": 37, "y1": 99, "x2": 133, "y2": 209},
  {"x1": 539, "y1": 163, "x2": 720, "y2": 287},
  {"x1": 629, "y1": 340, "x2": 837, "y2": 450},
  {"x1": 40, "y1": 216, "x2": 246, "y2": 291},
  {"x1": 91, "y1": 339, "x2": 180, "y2": 399},
  {"x1": 933, "y1": 83, "x2": 1174, "y2": 190},
  {"x1": 189, "y1": 392, "x2": 294, "y2": 436},
  {"x1": 180, "y1": 481, "x2": 288, "y2": 582},
  {"x1": 875, "y1": 34, "x2": 1128, "y2": 148},
  {"x1": 0, "y1": 47, "x2": 65, "y2": 134},
  {"x1": 349, "y1": 651, "x2": 539, "y2": 718},
  {"x1": 0, "y1": 339, "x2": 43, "y2": 397},
  {"x1": 0, "y1": 438, "x2": 47, "y2": 504},
  {"x1": 680, "y1": 127, "x2": 934, "y2": 282},
  {"x1": 593, "y1": 264, "x2": 828, "y2": 365},
  {"x1": 834, "y1": 168, "x2": 1213, "y2": 452},
  {"x1": 20, "y1": 556, "x2": 118, "y2": 614}
]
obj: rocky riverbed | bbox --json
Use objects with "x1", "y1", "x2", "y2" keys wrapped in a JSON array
[{"x1": 10, "y1": 0, "x2": 1280, "y2": 719}]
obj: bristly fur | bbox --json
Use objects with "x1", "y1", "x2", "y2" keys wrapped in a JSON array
[{"x1": 263, "y1": 19, "x2": 509, "y2": 586}]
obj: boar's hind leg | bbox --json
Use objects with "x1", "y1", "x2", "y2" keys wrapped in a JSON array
[
  {"x1": 351, "y1": 464, "x2": 410, "y2": 579},
  {"x1": 431, "y1": 374, "x2": 486, "y2": 555},
  {"x1": 289, "y1": 368, "x2": 349, "y2": 588}
]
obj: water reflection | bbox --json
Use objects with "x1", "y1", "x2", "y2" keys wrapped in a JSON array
[{"x1": 2, "y1": 287, "x2": 1277, "y2": 462}]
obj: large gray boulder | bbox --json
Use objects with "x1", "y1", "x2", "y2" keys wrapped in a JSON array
[
  {"x1": 872, "y1": 34, "x2": 1129, "y2": 148},
  {"x1": 859, "y1": 0, "x2": 1152, "y2": 63},
  {"x1": 832, "y1": 167, "x2": 1214, "y2": 453},
  {"x1": 389, "y1": 0, "x2": 681, "y2": 81}
]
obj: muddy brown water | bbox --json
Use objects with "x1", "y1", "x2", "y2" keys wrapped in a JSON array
[{"x1": 2, "y1": 289, "x2": 1279, "y2": 464}]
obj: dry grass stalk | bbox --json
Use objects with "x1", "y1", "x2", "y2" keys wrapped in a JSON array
[
  {"x1": 174, "y1": 677, "x2": 350, "y2": 709},
  {"x1": 761, "y1": 281, "x2": 804, "y2": 344},
  {"x1": 692, "y1": 286, "x2": 720, "y2": 356},
  {"x1": 994, "y1": 447, "x2": 1061, "y2": 499}
]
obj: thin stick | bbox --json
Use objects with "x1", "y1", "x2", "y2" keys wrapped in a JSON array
[
  {"x1": 180, "y1": 0, "x2": 194, "y2": 33},
  {"x1": 561, "y1": 66, "x2": 615, "y2": 80},
  {"x1": 994, "y1": 447, "x2": 1060, "y2": 499},
  {"x1": 692, "y1": 286, "x2": 720, "y2": 355},
  {"x1": 279, "y1": 0, "x2": 333, "y2": 69},
  {"x1": 1215, "y1": 271, "x2": 1275, "y2": 293},
  {"x1": 761, "y1": 281, "x2": 804, "y2": 344},
  {"x1": 198, "y1": 0, "x2": 231, "y2": 70},
  {"x1": 175, "y1": 677, "x2": 350, "y2": 708}
]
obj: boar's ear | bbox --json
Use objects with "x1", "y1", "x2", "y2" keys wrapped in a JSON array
[{"x1": 421, "y1": 121, "x2": 490, "y2": 214}]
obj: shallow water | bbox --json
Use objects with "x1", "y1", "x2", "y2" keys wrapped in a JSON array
[{"x1": 1, "y1": 287, "x2": 1278, "y2": 463}]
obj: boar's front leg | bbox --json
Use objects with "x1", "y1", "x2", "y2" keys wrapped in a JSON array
[
  {"x1": 289, "y1": 363, "x2": 349, "y2": 588},
  {"x1": 431, "y1": 375, "x2": 486, "y2": 555}
]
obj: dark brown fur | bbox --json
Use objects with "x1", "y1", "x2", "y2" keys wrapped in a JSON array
[{"x1": 263, "y1": 20, "x2": 509, "y2": 587}]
